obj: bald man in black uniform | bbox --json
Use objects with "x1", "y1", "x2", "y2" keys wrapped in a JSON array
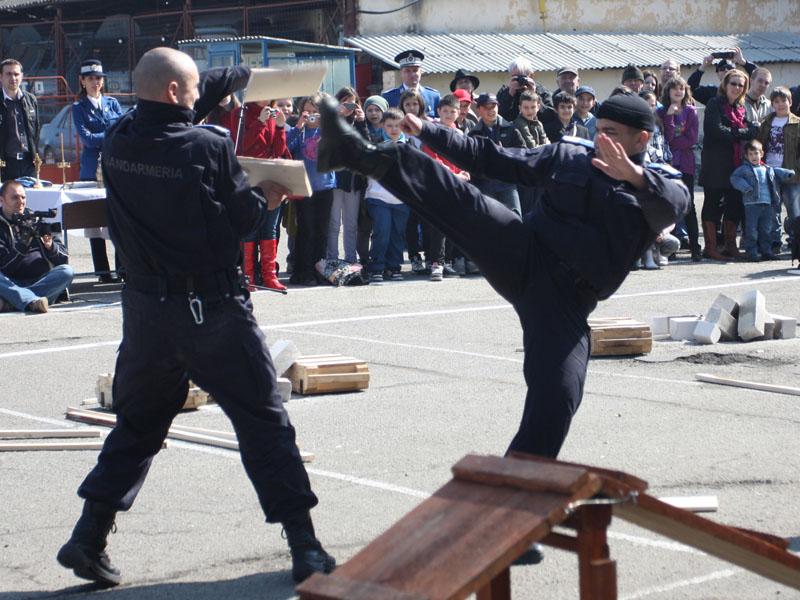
[{"x1": 57, "y1": 48, "x2": 334, "y2": 587}]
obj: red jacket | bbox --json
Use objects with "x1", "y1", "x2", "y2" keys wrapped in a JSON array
[{"x1": 221, "y1": 103, "x2": 291, "y2": 159}]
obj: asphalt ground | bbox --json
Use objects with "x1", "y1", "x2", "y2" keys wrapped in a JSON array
[{"x1": 2, "y1": 199, "x2": 800, "y2": 600}]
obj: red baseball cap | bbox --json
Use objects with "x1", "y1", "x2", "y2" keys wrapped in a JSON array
[{"x1": 452, "y1": 89, "x2": 473, "y2": 103}]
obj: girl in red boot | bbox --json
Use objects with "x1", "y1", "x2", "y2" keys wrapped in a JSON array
[{"x1": 227, "y1": 99, "x2": 293, "y2": 291}]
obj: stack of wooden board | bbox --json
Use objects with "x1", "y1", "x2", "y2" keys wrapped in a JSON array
[
  {"x1": 286, "y1": 355, "x2": 369, "y2": 395},
  {"x1": 589, "y1": 317, "x2": 653, "y2": 357},
  {"x1": 95, "y1": 373, "x2": 210, "y2": 410}
]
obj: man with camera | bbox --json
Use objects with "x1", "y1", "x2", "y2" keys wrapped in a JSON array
[
  {"x1": 688, "y1": 48, "x2": 758, "y2": 106},
  {"x1": 0, "y1": 180, "x2": 72, "y2": 313},
  {"x1": 496, "y1": 57, "x2": 552, "y2": 123}
]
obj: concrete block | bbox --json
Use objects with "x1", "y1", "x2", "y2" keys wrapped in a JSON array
[
  {"x1": 693, "y1": 320, "x2": 721, "y2": 345},
  {"x1": 705, "y1": 307, "x2": 738, "y2": 341},
  {"x1": 737, "y1": 290, "x2": 767, "y2": 341},
  {"x1": 269, "y1": 340, "x2": 299, "y2": 378},
  {"x1": 761, "y1": 315, "x2": 776, "y2": 340},
  {"x1": 771, "y1": 315, "x2": 797, "y2": 339},
  {"x1": 276, "y1": 377, "x2": 293, "y2": 403},
  {"x1": 670, "y1": 316, "x2": 701, "y2": 341},
  {"x1": 710, "y1": 293, "x2": 739, "y2": 318},
  {"x1": 651, "y1": 315, "x2": 670, "y2": 336}
]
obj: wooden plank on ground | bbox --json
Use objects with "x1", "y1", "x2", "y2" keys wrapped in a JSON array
[
  {"x1": 452, "y1": 454, "x2": 602, "y2": 497},
  {"x1": 696, "y1": 373, "x2": 800, "y2": 397},
  {"x1": 0, "y1": 441, "x2": 104, "y2": 452},
  {"x1": 589, "y1": 318, "x2": 652, "y2": 357},
  {"x1": 0, "y1": 429, "x2": 102, "y2": 440},
  {"x1": 298, "y1": 574, "x2": 428, "y2": 600},
  {"x1": 65, "y1": 407, "x2": 314, "y2": 462},
  {"x1": 614, "y1": 493, "x2": 800, "y2": 590}
]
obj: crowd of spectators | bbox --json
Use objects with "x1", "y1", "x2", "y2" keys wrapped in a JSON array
[{"x1": 3, "y1": 45, "x2": 800, "y2": 307}]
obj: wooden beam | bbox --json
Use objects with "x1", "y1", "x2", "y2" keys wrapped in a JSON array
[
  {"x1": 696, "y1": 373, "x2": 800, "y2": 397},
  {"x1": 0, "y1": 429, "x2": 102, "y2": 440},
  {"x1": 614, "y1": 494, "x2": 800, "y2": 590},
  {"x1": 659, "y1": 495, "x2": 718, "y2": 513},
  {"x1": 0, "y1": 441, "x2": 104, "y2": 452},
  {"x1": 65, "y1": 407, "x2": 314, "y2": 462}
]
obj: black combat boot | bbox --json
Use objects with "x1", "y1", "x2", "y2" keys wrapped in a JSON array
[
  {"x1": 513, "y1": 542, "x2": 545, "y2": 566},
  {"x1": 57, "y1": 500, "x2": 121, "y2": 587},
  {"x1": 317, "y1": 97, "x2": 398, "y2": 178},
  {"x1": 283, "y1": 512, "x2": 336, "y2": 584}
]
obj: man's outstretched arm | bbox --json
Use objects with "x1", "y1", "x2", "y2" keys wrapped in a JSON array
[{"x1": 402, "y1": 115, "x2": 550, "y2": 188}]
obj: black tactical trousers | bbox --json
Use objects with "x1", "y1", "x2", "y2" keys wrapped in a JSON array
[
  {"x1": 78, "y1": 289, "x2": 318, "y2": 522},
  {"x1": 379, "y1": 144, "x2": 598, "y2": 458}
]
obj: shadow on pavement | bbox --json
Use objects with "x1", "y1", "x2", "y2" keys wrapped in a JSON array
[{"x1": 0, "y1": 571, "x2": 298, "y2": 600}]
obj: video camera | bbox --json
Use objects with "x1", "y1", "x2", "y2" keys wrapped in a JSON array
[
  {"x1": 513, "y1": 75, "x2": 534, "y2": 87},
  {"x1": 11, "y1": 209, "x2": 62, "y2": 239},
  {"x1": 711, "y1": 51, "x2": 735, "y2": 60}
]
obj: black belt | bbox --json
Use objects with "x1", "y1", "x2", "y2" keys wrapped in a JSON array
[
  {"x1": 5, "y1": 152, "x2": 31, "y2": 161},
  {"x1": 124, "y1": 267, "x2": 243, "y2": 300}
]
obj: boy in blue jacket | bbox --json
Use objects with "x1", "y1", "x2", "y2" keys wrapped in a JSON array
[{"x1": 730, "y1": 140, "x2": 795, "y2": 261}]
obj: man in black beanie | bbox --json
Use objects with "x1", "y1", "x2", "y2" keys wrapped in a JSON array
[
  {"x1": 621, "y1": 64, "x2": 645, "y2": 94},
  {"x1": 316, "y1": 91, "x2": 688, "y2": 463}
]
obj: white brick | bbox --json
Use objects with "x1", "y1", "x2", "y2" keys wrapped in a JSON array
[
  {"x1": 276, "y1": 377, "x2": 293, "y2": 403},
  {"x1": 772, "y1": 315, "x2": 797, "y2": 339},
  {"x1": 693, "y1": 320, "x2": 721, "y2": 345},
  {"x1": 670, "y1": 316, "x2": 701, "y2": 341},
  {"x1": 761, "y1": 315, "x2": 776, "y2": 340},
  {"x1": 710, "y1": 293, "x2": 739, "y2": 318},
  {"x1": 705, "y1": 307, "x2": 738, "y2": 341},
  {"x1": 738, "y1": 290, "x2": 767, "y2": 341},
  {"x1": 651, "y1": 315, "x2": 670, "y2": 336},
  {"x1": 269, "y1": 340, "x2": 300, "y2": 378}
]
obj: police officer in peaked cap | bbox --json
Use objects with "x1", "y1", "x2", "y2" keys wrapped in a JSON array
[
  {"x1": 382, "y1": 48, "x2": 441, "y2": 118},
  {"x1": 56, "y1": 47, "x2": 334, "y2": 587}
]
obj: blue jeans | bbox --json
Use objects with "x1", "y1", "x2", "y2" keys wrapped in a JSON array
[
  {"x1": 0, "y1": 264, "x2": 74, "y2": 310},
  {"x1": 366, "y1": 198, "x2": 410, "y2": 273},
  {"x1": 243, "y1": 204, "x2": 282, "y2": 242},
  {"x1": 743, "y1": 203, "x2": 773, "y2": 256},
  {"x1": 475, "y1": 179, "x2": 521, "y2": 216},
  {"x1": 773, "y1": 182, "x2": 800, "y2": 245}
]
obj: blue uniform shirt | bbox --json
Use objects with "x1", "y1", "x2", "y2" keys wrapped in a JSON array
[
  {"x1": 382, "y1": 85, "x2": 441, "y2": 119},
  {"x1": 72, "y1": 95, "x2": 125, "y2": 180}
]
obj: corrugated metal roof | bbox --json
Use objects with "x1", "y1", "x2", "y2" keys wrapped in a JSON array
[
  {"x1": 344, "y1": 31, "x2": 800, "y2": 74},
  {"x1": 176, "y1": 35, "x2": 358, "y2": 54}
]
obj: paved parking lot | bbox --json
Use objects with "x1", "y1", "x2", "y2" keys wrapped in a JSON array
[{"x1": 2, "y1": 224, "x2": 800, "y2": 599}]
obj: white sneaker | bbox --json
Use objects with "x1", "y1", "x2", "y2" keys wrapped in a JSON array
[
  {"x1": 430, "y1": 262, "x2": 444, "y2": 281},
  {"x1": 26, "y1": 297, "x2": 49, "y2": 313}
]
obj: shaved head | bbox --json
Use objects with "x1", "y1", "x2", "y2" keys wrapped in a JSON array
[{"x1": 134, "y1": 47, "x2": 199, "y2": 108}]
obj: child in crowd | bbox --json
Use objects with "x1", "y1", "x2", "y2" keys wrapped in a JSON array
[
  {"x1": 757, "y1": 87, "x2": 800, "y2": 252},
  {"x1": 544, "y1": 93, "x2": 589, "y2": 142},
  {"x1": 659, "y1": 77, "x2": 701, "y2": 261},
  {"x1": 363, "y1": 95, "x2": 387, "y2": 142},
  {"x1": 287, "y1": 93, "x2": 337, "y2": 285},
  {"x1": 327, "y1": 87, "x2": 368, "y2": 265},
  {"x1": 513, "y1": 91, "x2": 549, "y2": 149},
  {"x1": 420, "y1": 94, "x2": 470, "y2": 280},
  {"x1": 399, "y1": 89, "x2": 430, "y2": 274},
  {"x1": 641, "y1": 90, "x2": 672, "y2": 164},
  {"x1": 573, "y1": 86, "x2": 597, "y2": 139},
  {"x1": 228, "y1": 100, "x2": 292, "y2": 291},
  {"x1": 364, "y1": 108, "x2": 411, "y2": 282},
  {"x1": 730, "y1": 139, "x2": 795, "y2": 261}
]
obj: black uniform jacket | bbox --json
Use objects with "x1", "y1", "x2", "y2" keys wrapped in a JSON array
[
  {"x1": 418, "y1": 122, "x2": 690, "y2": 300},
  {"x1": 102, "y1": 99, "x2": 267, "y2": 278},
  {"x1": 0, "y1": 90, "x2": 40, "y2": 155}
]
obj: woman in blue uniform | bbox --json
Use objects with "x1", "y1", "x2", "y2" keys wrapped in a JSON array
[{"x1": 72, "y1": 59, "x2": 125, "y2": 283}]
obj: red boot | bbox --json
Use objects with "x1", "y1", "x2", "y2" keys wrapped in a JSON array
[
  {"x1": 260, "y1": 239, "x2": 287, "y2": 291},
  {"x1": 242, "y1": 241, "x2": 257, "y2": 291}
]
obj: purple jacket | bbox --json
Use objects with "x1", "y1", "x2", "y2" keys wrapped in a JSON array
[{"x1": 659, "y1": 105, "x2": 699, "y2": 176}]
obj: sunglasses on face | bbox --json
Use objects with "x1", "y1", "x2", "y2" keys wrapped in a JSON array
[
  {"x1": 341, "y1": 102, "x2": 357, "y2": 110},
  {"x1": 728, "y1": 82, "x2": 745, "y2": 88}
]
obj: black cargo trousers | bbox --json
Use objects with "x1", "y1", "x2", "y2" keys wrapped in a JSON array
[
  {"x1": 377, "y1": 143, "x2": 598, "y2": 458},
  {"x1": 78, "y1": 287, "x2": 318, "y2": 522}
]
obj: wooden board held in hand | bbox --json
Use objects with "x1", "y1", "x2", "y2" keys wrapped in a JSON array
[
  {"x1": 287, "y1": 354, "x2": 370, "y2": 395},
  {"x1": 589, "y1": 318, "x2": 653, "y2": 357}
]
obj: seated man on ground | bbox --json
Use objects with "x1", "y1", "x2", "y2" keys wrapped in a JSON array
[{"x1": 0, "y1": 180, "x2": 73, "y2": 313}]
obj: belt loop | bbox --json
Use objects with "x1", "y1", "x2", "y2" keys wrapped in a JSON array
[{"x1": 157, "y1": 277, "x2": 167, "y2": 302}]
